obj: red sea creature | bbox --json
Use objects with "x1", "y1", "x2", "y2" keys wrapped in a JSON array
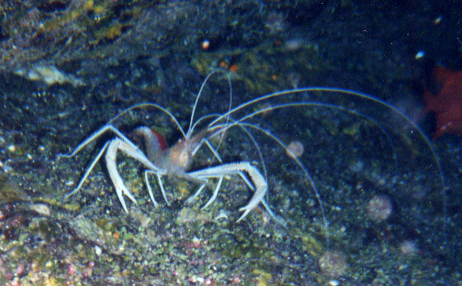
[{"x1": 421, "y1": 65, "x2": 462, "y2": 139}]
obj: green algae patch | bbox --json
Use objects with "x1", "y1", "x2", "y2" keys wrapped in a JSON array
[{"x1": 293, "y1": 227, "x2": 325, "y2": 257}]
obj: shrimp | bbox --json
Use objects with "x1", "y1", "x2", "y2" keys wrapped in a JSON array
[{"x1": 62, "y1": 71, "x2": 273, "y2": 222}]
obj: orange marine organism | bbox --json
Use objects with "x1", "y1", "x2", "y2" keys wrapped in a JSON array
[{"x1": 421, "y1": 65, "x2": 462, "y2": 139}]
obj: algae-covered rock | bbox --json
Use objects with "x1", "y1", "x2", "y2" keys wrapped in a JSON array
[{"x1": 0, "y1": 173, "x2": 30, "y2": 204}]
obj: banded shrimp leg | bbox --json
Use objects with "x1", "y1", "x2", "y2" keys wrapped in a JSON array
[
  {"x1": 187, "y1": 162, "x2": 268, "y2": 223},
  {"x1": 183, "y1": 115, "x2": 285, "y2": 224},
  {"x1": 61, "y1": 124, "x2": 168, "y2": 212}
]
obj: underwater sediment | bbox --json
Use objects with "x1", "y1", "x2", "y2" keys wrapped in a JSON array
[{"x1": 1, "y1": 0, "x2": 461, "y2": 285}]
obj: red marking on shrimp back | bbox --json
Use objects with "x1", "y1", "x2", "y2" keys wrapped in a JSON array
[{"x1": 150, "y1": 128, "x2": 168, "y2": 151}]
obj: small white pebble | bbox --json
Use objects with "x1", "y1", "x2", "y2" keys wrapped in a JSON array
[
  {"x1": 286, "y1": 141, "x2": 304, "y2": 158},
  {"x1": 27, "y1": 153, "x2": 33, "y2": 160},
  {"x1": 433, "y1": 16, "x2": 442, "y2": 24},
  {"x1": 329, "y1": 280, "x2": 340, "y2": 286},
  {"x1": 39, "y1": 145, "x2": 45, "y2": 151},
  {"x1": 214, "y1": 210, "x2": 229, "y2": 221},
  {"x1": 29, "y1": 204, "x2": 51, "y2": 216},
  {"x1": 7, "y1": 144, "x2": 15, "y2": 152},
  {"x1": 284, "y1": 38, "x2": 304, "y2": 51},
  {"x1": 65, "y1": 180, "x2": 75, "y2": 186},
  {"x1": 201, "y1": 39, "x2": 210, "y2": 50},
  {"x1": 95, "y1": 245, "x2": 102, "y2": 256},
  {"x1": 415, "y1": 51, "x2": 425, "y2": 59}
]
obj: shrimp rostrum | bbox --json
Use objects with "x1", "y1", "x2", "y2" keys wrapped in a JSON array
[{"x1": 63, "y1": 76, "x2": 270, "y2": 222}]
